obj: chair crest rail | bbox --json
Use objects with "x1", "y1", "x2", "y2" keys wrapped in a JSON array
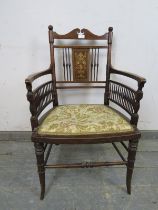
[{"x1": 49, "y1": 27, "x2": 109, "y2": 40}]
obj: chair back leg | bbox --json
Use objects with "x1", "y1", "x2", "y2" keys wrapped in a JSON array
[
  {"x1": 126, "y1": 139, "x2": 139, "y2": 194},
  {"x1": 34, "y1": 143, "x2": 45, "y2": 200}
]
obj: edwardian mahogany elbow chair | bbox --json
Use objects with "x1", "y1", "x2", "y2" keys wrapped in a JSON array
[{"x1": 25, "y1": 25, "x2": 146, "y2": 200}]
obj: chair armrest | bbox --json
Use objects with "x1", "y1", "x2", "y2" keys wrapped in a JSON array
[
  {"x1": 110, "y1": 67, "x2": 146, "y2": 89},
  {"x1": 109, "y1": 67, "x2": 146, "y2": 126},
  {"x1": 25, "y1": 68, "x2": 53, "y2": 130},
  {"x1": 25, "y1": 68, "x2": 51, "y2": 85}
]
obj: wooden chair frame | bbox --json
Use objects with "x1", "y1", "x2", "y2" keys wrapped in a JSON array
[{"x1": 25, "y1": 25, "x2": 146, "y2": 200}]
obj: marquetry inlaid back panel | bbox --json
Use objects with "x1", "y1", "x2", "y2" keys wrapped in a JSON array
[{"x1": 72, "y1": 48, "x2": 89, "y2": 82}]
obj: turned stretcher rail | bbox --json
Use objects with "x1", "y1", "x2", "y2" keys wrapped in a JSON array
[{"x1": 45, "y1": 161, "x2": 127, "y2": 169}]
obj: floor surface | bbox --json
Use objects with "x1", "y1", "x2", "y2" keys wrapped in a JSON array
[{"x1": 0, "y1": 138, "x2": 158, "y2": 210}]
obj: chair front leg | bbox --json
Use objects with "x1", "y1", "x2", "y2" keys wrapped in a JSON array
[
  {"x1": 126, "y1": 139, "x2": 138, "y2": 194},
  {"x1": 34, "y1": 142, "x2": 45, "y2": 200}
]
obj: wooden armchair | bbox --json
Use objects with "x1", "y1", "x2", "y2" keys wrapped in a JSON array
[{"x1": 25, "y1": 25, "x2": 146, "y2": 200}]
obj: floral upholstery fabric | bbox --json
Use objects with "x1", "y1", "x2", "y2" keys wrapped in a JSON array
[{"x1": 38, "y1": 104, "x2": 134, "y2": 136}]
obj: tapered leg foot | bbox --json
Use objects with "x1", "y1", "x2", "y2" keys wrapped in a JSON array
[
  {"x1": 39, "y1": 172, "x2": 45, "y2": 200},
  {"x1": 34, "y1": 143, "x2": 45, "y2": 200},
  {"x1": 126, "y1": 168, "x2": 132, "y2": 194},
  {"x1": 126, "y1": 139, "x2": 138, "y2": 195}
]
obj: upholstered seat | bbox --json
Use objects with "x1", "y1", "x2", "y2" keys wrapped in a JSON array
[{"x1": 38, "y1": 104, "x2": 134, "y2": 136}]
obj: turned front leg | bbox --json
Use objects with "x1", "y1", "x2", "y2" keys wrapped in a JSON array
[
  {"x1": 126, "y1": 139, "x2": 138, "y2": 194},
  {"x1": 34, "y1": 142, "x2": 45, "y2": 200}
]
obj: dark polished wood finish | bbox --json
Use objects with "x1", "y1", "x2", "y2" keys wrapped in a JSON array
[
  {"x1": 25, "y1": 25, "x2": 146, "y2": 200},
  {"x1": 34, "y1": 142, "x2": 45, "y2": 200},
  {"x1": 126, "y1": 139, "x2": 138, "y2": 194},
  {"x1": 45, "y1": 161, "x2": 127, "y2": 169}
]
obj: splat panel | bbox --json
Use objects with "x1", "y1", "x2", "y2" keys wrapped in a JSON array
[{"x1": 72, "y1": 48, "x2": 90, "y2": 82}]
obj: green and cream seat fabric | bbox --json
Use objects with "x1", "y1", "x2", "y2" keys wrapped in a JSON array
[{"x1": 38, "y1": 104, "x2": 134, "y2": 136}]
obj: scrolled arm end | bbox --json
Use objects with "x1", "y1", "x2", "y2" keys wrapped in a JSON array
[{"x1": 138, "y1": 79, "x2": 146, "y2": 91}]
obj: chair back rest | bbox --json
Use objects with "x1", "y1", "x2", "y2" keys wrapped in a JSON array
[{"x1": 48, "y1": 26, "x2": 113, "y2": 90}]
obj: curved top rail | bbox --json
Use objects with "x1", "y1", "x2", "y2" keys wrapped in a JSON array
[
  {"x1": 53, "y1": 28, "x2": 80, "y2": 39},
  {"x1": 81, "y1": 28, "x2": 108, "y2": 40},
  {"x1": 51, "y1": 28, "x2": 108, "y2": 40}
]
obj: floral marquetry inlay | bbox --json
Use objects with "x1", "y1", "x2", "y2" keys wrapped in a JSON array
[{"x1": 72, "y1": 49, "x2": 89, "y2": 81}]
